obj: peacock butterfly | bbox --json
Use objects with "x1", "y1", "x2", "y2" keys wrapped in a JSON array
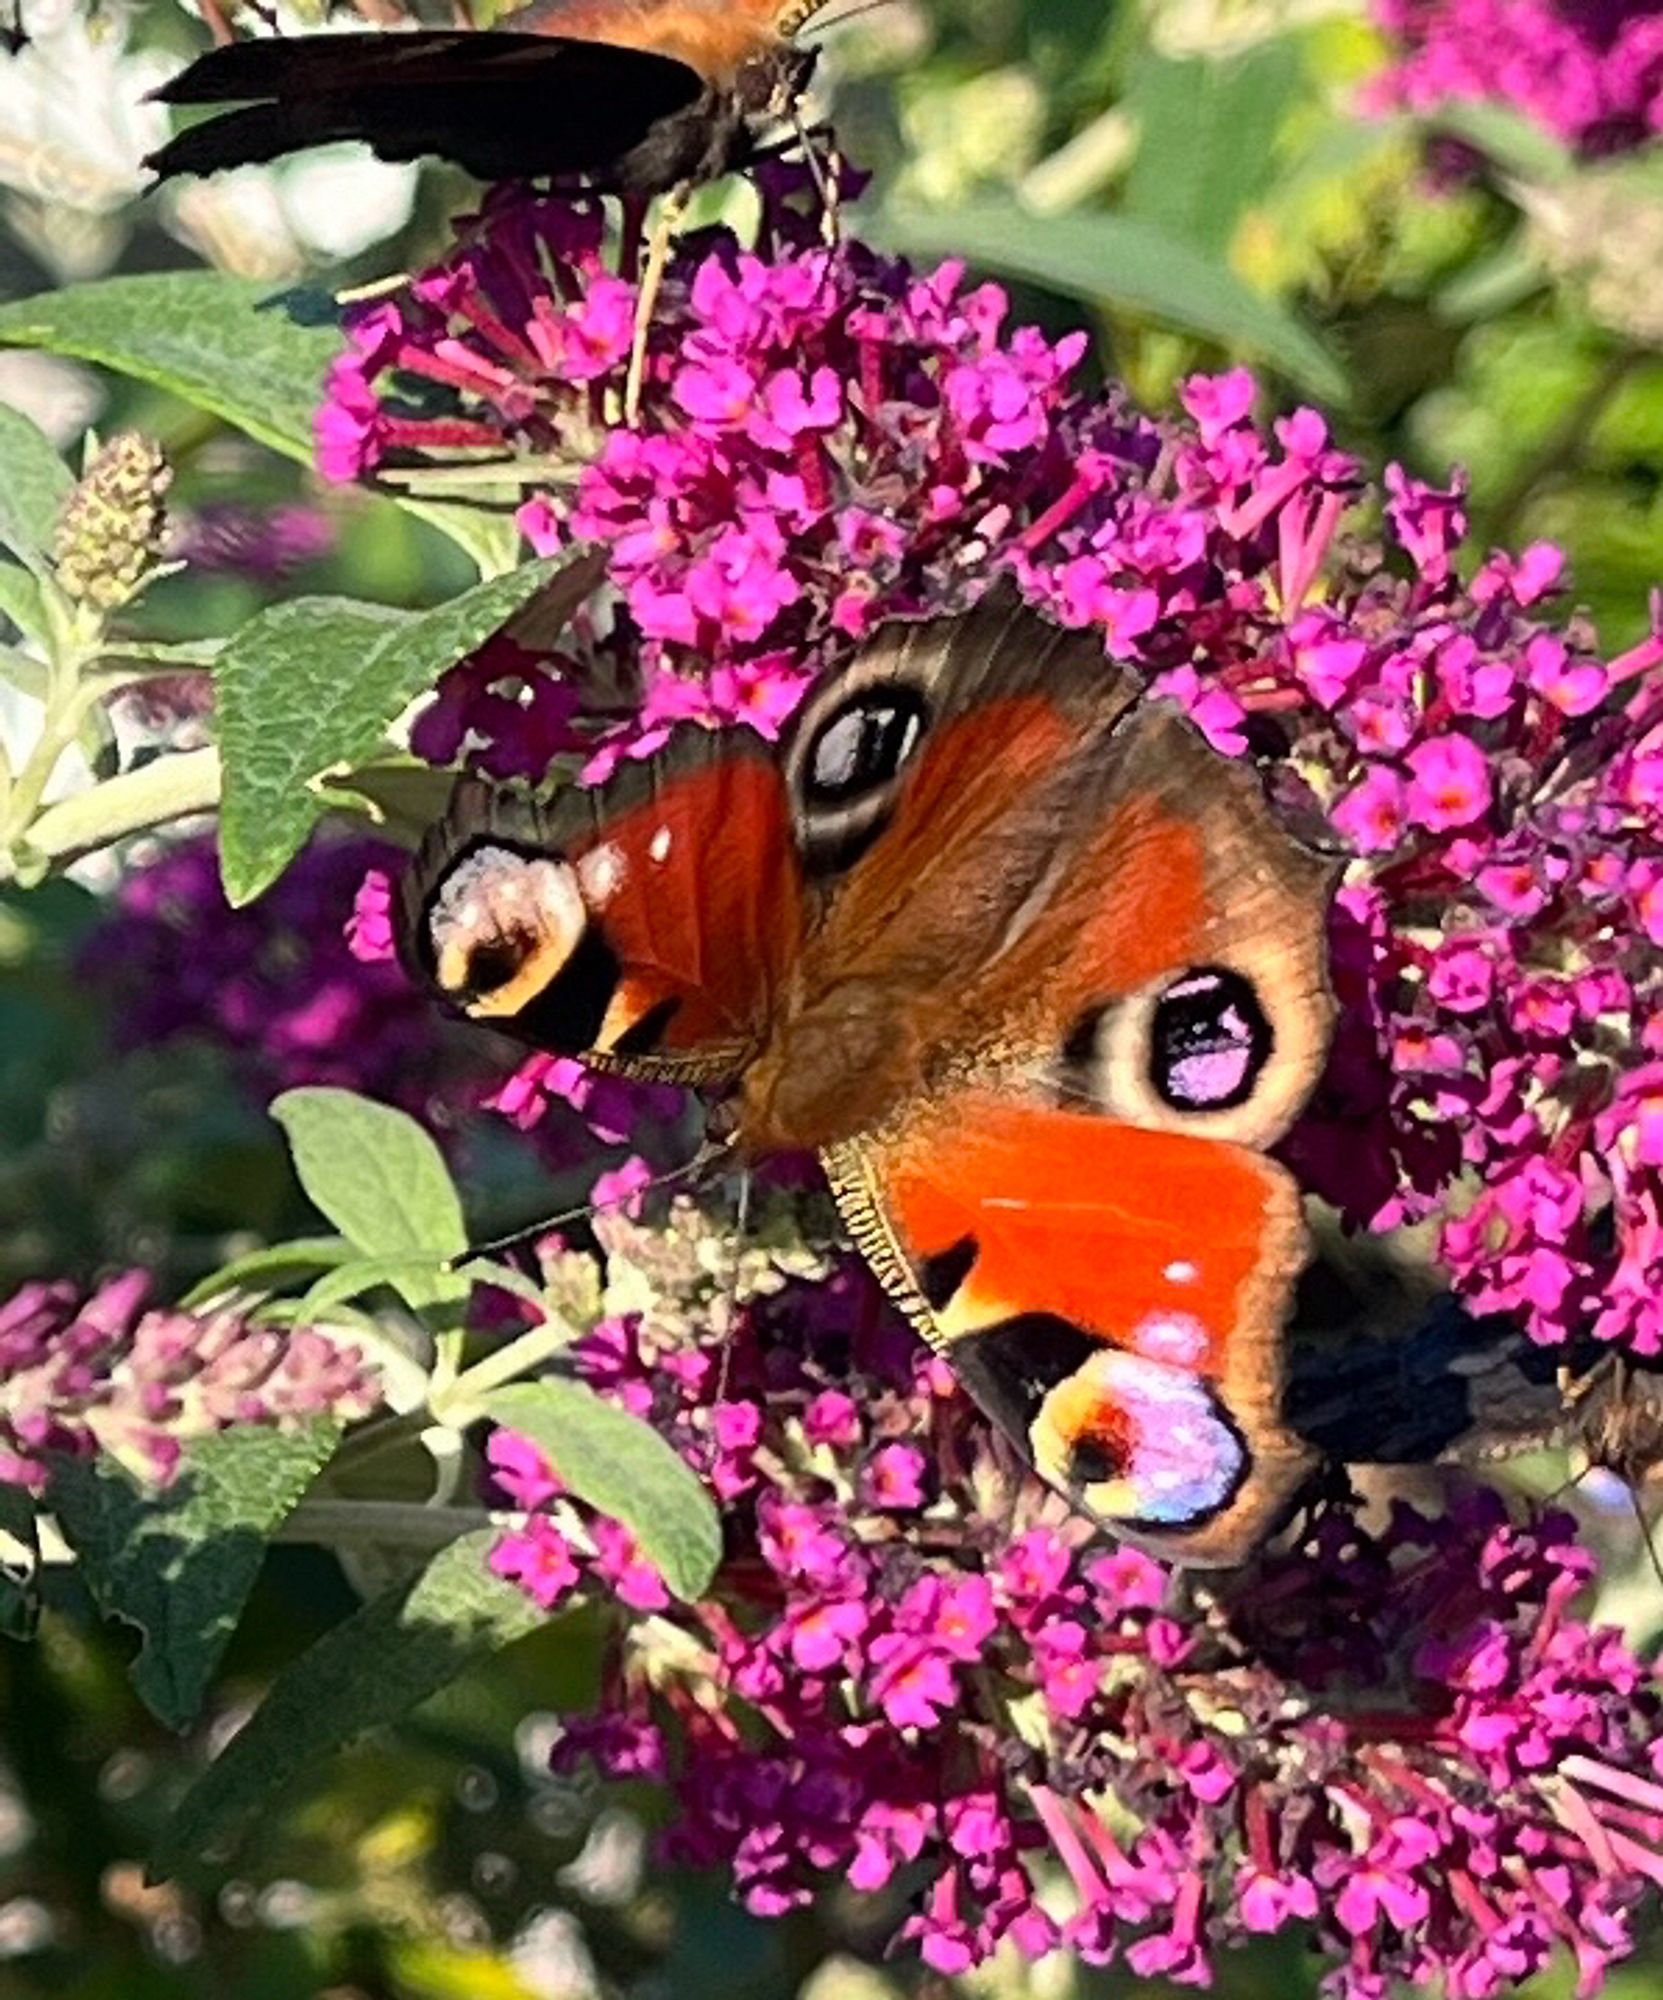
[{"x1": 394, "y1": 582, "x2": 1362, "y2": 1566}]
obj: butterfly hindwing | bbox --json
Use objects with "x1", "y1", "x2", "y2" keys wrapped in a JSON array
[{"x1": 771, "y1": 605, "x2": 1336, "y2": 1563}]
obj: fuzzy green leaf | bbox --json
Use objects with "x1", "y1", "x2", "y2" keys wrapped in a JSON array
[
  {"x1": 180, "y1": 1236, "x2": 355, "y2": 1311},
  {"x1": 50, "y1": 1422, "x2": 341, "y2": 1730},
  {"x1": 1121, "y1": 41, "x2": 1302, "y2": 259},
  {"x1": 272, "y1": 1089, "x2": 467, "y2": 1284},
  {"x1": 0, "y1": 274, "x2": 343, "y2": 461},
  {"x1": 152, "y1": 1528, "x2": 543, "y2": 1875},
  {"x1": 214, "y1": 560, "x2": 563, "y2": 904},
  {"x1": 0, "y1": 404, "x2": 73, "y2": 577},
  {"x1": 874, "y1": 200, "x2": 1348, "y2": 402},
  {"x1": 481, "y1": 1379, "x2": 721, "y2": 1601}
]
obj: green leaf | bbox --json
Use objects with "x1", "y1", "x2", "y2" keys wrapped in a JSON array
[
  {"x1": 0, "y1": 274, "x2": 343, "y2": 462},
  {"x1": 180, "y1": 1236, "x2": 355, "y2": 1311},
  {"x1": 298, "y1": 1252, "x2": 467, "y2": 1319},
  {"x1": 1429, "y1": 101, "x2": 1575, "y2": 186},
  {"x1": 480, "y1": 1379, "x2": 721, "y2": 1602},
  {"x1": 308, "y1": 757, "x2": 459, "y2": 850},
  {"x1": 0, "y1": 563, "x2": 49, "y2": 648},
  {"x1": 50, "y1": 1422, "x2": 341, "y2": 1730},
  {"x1": 214, "y1": 560, "x2": 564, "y2": 903},
  {"x1": 0, "y1": 404, "x2": 73, "y2": 577},
  {"x1": 272, "y1": 1089, "x2": 467, "y2": 1284},
  {"x1": 152, "y1": 1528, "x2": 543, "y2": 1875},
  {"x1": 213, "y1": 596, "x2": 413, "y2": 905},
  {"x1": 400, "y1": 500, "x2": 526, "y2": 581},
  {"x1": 19, "y1": 745, "x2": 221, "y2": 874},
  {"x1": 1121, "y1": 41, "x2": 1301, "y2": 258},
  {"x1": 874, "y1": 200, "x2": 1348, "y2": 402}
]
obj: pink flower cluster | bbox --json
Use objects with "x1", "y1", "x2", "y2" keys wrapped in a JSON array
[
  {"x1": 0, "y1": 1272, "x2": 381, "y2": 1490},
  {"x1": 1367, "y1": 0, "x2": 1663, "y2": 156},
  {"x1": 79, "y1": 834, "x2": 480, "y2": 1122},
  {"x1": 485, "y1": 1244, "x2": 1663, "y2": 1995},
  {"x1": 319, "y1": 172, "x2": 1088, "y2": 783},
  {"x1": 323, "y1": 180, "x2": 1663, "y2": 1364}
]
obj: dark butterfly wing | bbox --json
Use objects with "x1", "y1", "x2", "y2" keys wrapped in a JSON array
[{"x1": 146, "y1": 32, "x2": 705, "y2": 184}]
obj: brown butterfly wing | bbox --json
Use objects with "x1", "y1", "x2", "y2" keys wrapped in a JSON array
[
  {"x1": 757, "y1": 597, "x2": 1337, "y2": 1564},
  {"x1": 147, "y1": 32, "x2": 704, "y2": 183}
]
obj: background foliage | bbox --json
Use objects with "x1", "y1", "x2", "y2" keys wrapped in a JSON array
[{"x1": 2, "y1": 0, "x2": 1662, "y2": 1993}]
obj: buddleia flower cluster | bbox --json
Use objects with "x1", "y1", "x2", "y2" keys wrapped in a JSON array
[
  {"x1": 1367, "y1": 0, "x2": 1663, "y2": 156},
  {"x1": 79, "y1": 833, "x2": 477, "y2": 1122},
  {"x1": 472, "y1": 1199, "x2": 1663, "y2": 1995},
  {"x1": 311, "y1": 170, "x2": 1663, "y2": 1987},
  {"x1": 0, "y1": 1272, "x2": 380, "y2": 1491},
  {"x1": 327, "y1": 174, "x2": 1663, "y2": 1365}
]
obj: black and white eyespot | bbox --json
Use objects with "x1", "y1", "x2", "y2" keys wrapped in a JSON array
[
  {"x1": 1148, "y1": 968, "x2": 1272, "y2": 1112},
  {"x1": 783, "y1": 672, "x2": 932, "y2": 871},
  {"x1": 802, "y1": 689, "x2": 927, "y2": 807},
  {"x1": 1062, "y1": 961, "x2": 1306, "y2": 1147}
]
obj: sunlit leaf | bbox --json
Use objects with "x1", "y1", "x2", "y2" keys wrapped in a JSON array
[{"x1": 481, "y1": 1379, "x2": 721, "y2": 1601}]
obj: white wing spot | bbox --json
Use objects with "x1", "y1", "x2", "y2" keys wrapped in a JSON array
[
  {"x1": 579, "y1": 843, "x2": 626, "y2": 905},
  {"x1": 1163, "y1": 1260, "x2": 1199, "y2": 1286},
  {"x1": 648, "y1": 825, "x2": 673, "y2": 864}
]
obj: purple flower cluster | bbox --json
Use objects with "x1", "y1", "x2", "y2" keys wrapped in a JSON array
[
  {"x1": 1367, "y1": 0, "x2": 1663, "y2": 156},
  {"x1": 310, "y1": 173, "x2": 1663, "y2": 1990},
  {"x1": 322, "y1": 181, "x2": 1663, "y2": 1364},
  {"x1": 483, "y1": 1222, "x2": 1663, "y2": 1995},
  {"x1": 79, "y1": 833, "x2": 477, "y2": 1121},
  {"x1": 173, "y1": 501, "x2": 335, "y2": 580},
  {"x1": 0, "y1": 1271, "x2": 380, "y2": 1490},
  {"x1": 318, "y1": 174, "x2": 1089, "y2": 783}
]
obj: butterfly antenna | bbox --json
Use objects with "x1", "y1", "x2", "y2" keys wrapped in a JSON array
[
  {"x1": 790, "y1": 103, "x2": 840, "y2": 241},
  {"x1": 1630, "y1": 1483, "x2": 1663, "y2": 1595},
  {"x1": 454, "y1": 1132, "x2": 738, "y2": 1269},
  {"x1": 624, "y1": 185, "x2": 688, "y2": 425},
  {"x1": 799, "y1": 0, "x2": 900, "y2": 38}
]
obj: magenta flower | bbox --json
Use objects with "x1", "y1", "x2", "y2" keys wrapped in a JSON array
[
  {"x1": 455, "y1": 1197, "x2": 1663, "y2": 1998},
  {"x1": 315, "y1": 170, "x2": 1663, "y2": 1991},
  {"x1": 1367, "y1": 0, "x2": 1663, "y2": 159}
]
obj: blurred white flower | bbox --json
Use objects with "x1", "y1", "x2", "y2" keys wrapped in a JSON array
[
  {"x1": 164, "y1": 149, "x2": 418, "y2": 278},
  {"x1": 0, "y1": 2, "x2": 170, "y2": 210},
  {"x1": 280, "y1": 148, "x2": 418, "y2": 259},
  {"x1": 0, "y1": 350, "x2": 101, "y2": 446},
  {"x1": 0, "y1": 0, "x2": 173, "y2": 276}
]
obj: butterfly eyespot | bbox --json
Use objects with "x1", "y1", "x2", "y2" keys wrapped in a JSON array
[
  {"x1": 465, "y1": 933, "x2": 535, "y2": 996},
  {"x1": 425, "y1": 844, "x2": 590, "y2": 1022},
  {"x1": 802, "y1": 689, "x2": 928, "y2": 807},
  {"x1": 1149, "y1": 967, "x2": 1272, "y2": 1112}
]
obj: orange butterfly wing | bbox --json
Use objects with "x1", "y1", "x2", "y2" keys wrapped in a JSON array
[
  {"x1": 399, "y1": 731, "x2": 805, "y2": 1085},
  {"x1": 780, "y1": 607, "x2": 1335, "y2": 1564}
]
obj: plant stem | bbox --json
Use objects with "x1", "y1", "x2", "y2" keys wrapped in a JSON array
[
  {"x1": 17, "y1": 746, "x2": 220, "y2": 872},
  {"x1": 275, "y1": 1500, "x2": 497, "y2": 1550},
  {"x1": 436, "y1": 1313, "x2": 584, "y2": 1421}
]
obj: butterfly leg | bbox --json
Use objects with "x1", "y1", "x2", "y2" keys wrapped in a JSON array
[{"x1": 625, "y1": 183, "x2": 688, "y2": 426}]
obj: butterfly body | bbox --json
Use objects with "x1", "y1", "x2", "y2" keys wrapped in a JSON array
[
  {"x1": 401, "y1": 590, "x2": 1341, "y2": 1565},
  {"x1": 145, "y1": 0, "x2": 822, "y2": 190}
]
